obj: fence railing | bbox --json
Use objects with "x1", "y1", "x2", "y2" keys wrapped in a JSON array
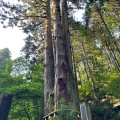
[{"x1": 43, "y1": 109, "x2": 81, "y2": 120}]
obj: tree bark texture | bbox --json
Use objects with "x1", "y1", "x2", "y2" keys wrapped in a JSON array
[
  {"x1": 53, "y1": 0, "x2": 71, "y2": 110},
  {"x1": 44, "y1": 0, "x2": 55, "y2": 116},
  {"x1": 44, "y1": 0, "x2": 80, "y2": 115},
  {"x1": 62, "y1": 0, "x2": 72, "y2": 69},
  {"x1": 62, "y1": 0, "x2": 80, "y2": 111}
]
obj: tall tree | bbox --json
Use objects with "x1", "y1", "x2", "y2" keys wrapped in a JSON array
[
  {"x1": 53, "y1": 0, "x2": 71, "y2": 106},
  {"x1": 0, "y1": 48, "x2": 11, "y2": 70},
  {"x1": 62, "y1": 0, "x2": 80, "y2": 111},
  {"x1": 44, "y1": 0, "x2": 55, "y2": 116}
]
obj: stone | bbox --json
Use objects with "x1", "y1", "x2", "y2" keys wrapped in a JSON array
[
  {"x1": 80, "y1": 101, "x2": 92, "y2": 120},
  {"x1": 0, "y1": 93, "x2": 12, "y2": 120}
]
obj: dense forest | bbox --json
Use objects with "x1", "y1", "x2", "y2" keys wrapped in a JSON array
[{"x1": 0, "y1": 0, "x2": 120, "y2": 119}]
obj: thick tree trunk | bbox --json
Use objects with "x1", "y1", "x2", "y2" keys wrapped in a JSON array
[
  {"x1": 44, "y1": 0, "x2": 55, "y2": 116},
  {"x1": 44, "y1": 0, "x2": 80, "y2": 115},
  {"x1": 53, "y1": 0, "x2": 71, "y2": 110},
  {"x1": 62, "y1": 0, "x2": 80, "y2": 111}
]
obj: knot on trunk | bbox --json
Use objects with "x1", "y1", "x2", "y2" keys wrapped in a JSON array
[
  {"x1": 58, "y1": 76, "x2": 66, "y2": 91},
  {"x1": 56, "y1": 7, "x2": 60, "y2": 11},
  {"x1": 61, "y1": 62, "x2": 67, "y2": 70}
]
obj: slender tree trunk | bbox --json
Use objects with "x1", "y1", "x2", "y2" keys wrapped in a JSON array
[
  {"x1": 103, "y1": 43, "x2": 116, "y2": 69},
  {"x1": 91, "y1": 56, "x2": 97, "y2": 71},
  {"x1": 82, "y1": 56, "x2": 90, "y2": 81},
  {"x1": 72, "y1": 52, "x2": 80, "y2": 111},
  {"x1": 76, "y1": 65, "x2": 82, "y2": 87},
  {"x1": 114, "y1": 41, "x2": 120, "y2": 57},
  {"x1": 102, "y1": 44, "x2": 112, "y2": 71},
  {"x1": 97, "y1": 21, "x2": 120, "y2": 72},
  {"x1": 105, "y1": 43, "x2": 120, "y2": 72},
  {"x1": 44, "y1": 0, "x2": 55, "y2": 115},
  {"x1": 81, "y1": 42, "x2": 97, "y2": 95},
  {"x1": 96, "y1": 4, "x2": 120, "y2": 59}
]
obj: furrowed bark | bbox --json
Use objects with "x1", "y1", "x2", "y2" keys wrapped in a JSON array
[
  {"x1": 62, "y1": 0, "x2": 72, "y2": 69},
  {"x1": 53, "y1": 0, "x2": 71, "y2": 110},
  {"x1": 44, "y1": 0, "x2": 55, "y2": 115},
  {"x1": 62, "y1": 0, "x2": 80, "y2": 111}
]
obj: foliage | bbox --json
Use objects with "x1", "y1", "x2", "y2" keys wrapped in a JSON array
[
  {"x1": 51, "y1": 100, "x2": 78, "y2": 120},
  {"x1": 11, "y1": 57, "x2": 29, "y2": 76},
  {"x1": 0, "y1": 48, "x2": 11, "y2": 70},
  {"x1": 0, "y1": 0, "x2": 45, "y2": 64},
  {"x1": 0, "y1": 55, "x2": 44, "y2": 120},
  {"x1": 91, "y1": 100, "x2": 118, "y2": 120},
  {"x1": 8, "y1": 81, "x2": 44, "y2": 120},
  {"x1": 106, "y1": 72, "x2": 120, "y2": 99},
  {"x1": 71, "y1": 1, "x2": 120, "y2": 119}
]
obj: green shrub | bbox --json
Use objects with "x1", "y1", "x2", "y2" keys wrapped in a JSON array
[{"x1": 51, "y1": 100, "x2": 78, "y2": 120}]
